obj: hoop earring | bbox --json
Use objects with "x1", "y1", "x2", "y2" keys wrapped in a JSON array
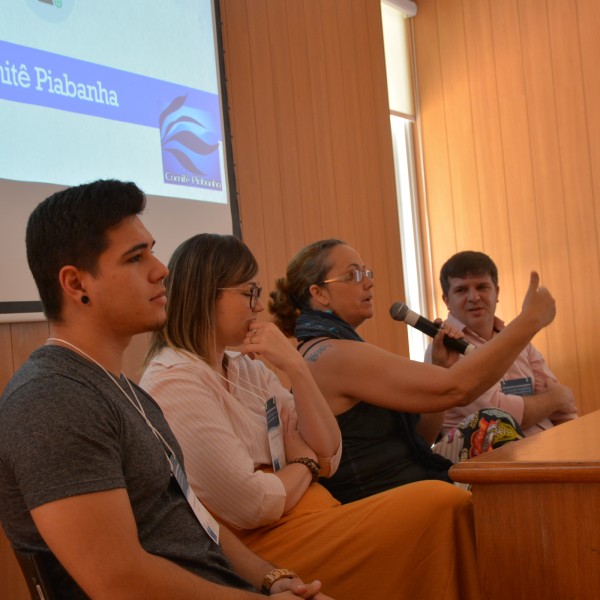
[{"x1": 81, "y1": 295, "x2": 90, "y2": 305}]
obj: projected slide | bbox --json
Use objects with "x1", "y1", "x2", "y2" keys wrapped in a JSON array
[
  {"x1": 0, "y1": 0, "x2": 236, "y2": 317},
  {"x1": 0, "y1": 0, "x2": 229, "y2": 204}
]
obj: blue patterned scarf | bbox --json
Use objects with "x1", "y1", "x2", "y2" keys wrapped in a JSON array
[{"x1": 295, "y1": 309, "x2": 364, "y2": 342}]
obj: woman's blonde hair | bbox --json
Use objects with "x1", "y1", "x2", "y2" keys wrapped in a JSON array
[{"x1": 147, "y1": 233, "x2": 258, "y2": 366}]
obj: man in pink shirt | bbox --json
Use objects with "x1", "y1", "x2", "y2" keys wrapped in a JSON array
[{"x1": 425, "y1": 251, "x2": 577, "y2": 437}]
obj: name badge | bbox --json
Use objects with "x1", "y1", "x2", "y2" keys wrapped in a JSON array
[
  {"x1": 265, "y1": 397, "x2": 286, "y2": 472},
  {"x1": 501, "y1": 377, "x2": 534, "y2": 397},
  {"x1": 168, "y1": 452, "x2": 220, "y2": 544}
]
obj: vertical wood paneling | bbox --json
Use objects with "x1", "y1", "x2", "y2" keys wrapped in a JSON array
[
  {"x1": 123, "y1": 332, "x2": 150, "y2": 383},
  {"x1": 577, "y1": 1, "x2": 600, "y2": 249},
  {"x1": 413, "y1": 0, "x2": 457, "y2": 303},
  {"x1": 414, "y1": 0, "x2": 600, "y2": 414},
  {"x1": 220, "y1": 2, "x2": 269, "y2": 275},
  {"x1": 0, "y1": 526, "x2": 28, "y2": 600},
  {"x1": 302, "y1": 0, "x2": 340, "y2": 237},
  {"x1": 364, "y1": 0, "x2": 410, "y2": 352},
  {"x1": 577, "y1": 0, "x2": 600, "y2": 413},
  {"x1": 0, "y1": 324, "x2": 14, "y2": 392},
  {"x1": 244, "y1": 1, "x2": 289, "y2": 281},
  {"x1": 221, "y1": 0, "x2": 408, "y2": 355},
  {"x1": 10, "y1": 322, "x2": 50, "y2": 369},
  {"x1": 547, "y1": 0, "x2": 600, "y2": 415},
  {"x1": 436, "y1": 1, "x2": 484, "y2": 254},
  {"x1": 343, "y1": 3, "x2": 371, "y2": 239},
  {"x1": 490, "y1": 0, "x2": 546, "y2": 339},
  {"x1": 319, "y1": 1, "x2": 355, "y2": 240},
  {"x1": 280, "y1": 1, "x2": 319, "y2": 249},
  {"x1": 518, "y1": 0, "x2": 579, "y2": 395},
  {"x1": 462, "y1": 1, "x2": 517, "y2": 320},
  {"x1": 1, "y1": 321, "x2": 50, "y2": 600},
  {"x1": 335, "y1": 0, "x2": 382, "y2": 342}
]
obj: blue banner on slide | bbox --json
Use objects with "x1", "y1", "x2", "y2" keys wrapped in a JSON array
[{"x1": 0, "y1": 40, "x2": 223, "y2": 190}]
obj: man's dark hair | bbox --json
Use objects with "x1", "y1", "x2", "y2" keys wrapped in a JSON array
[
  {"x1": 439, "y1": 251, "x2": 498, "y2": 296},
  {"x1": 26, "y1": 179, "x2": 146, "y2": 321}
]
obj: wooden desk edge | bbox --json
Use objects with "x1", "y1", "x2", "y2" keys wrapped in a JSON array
[{"x1": 450, "y1": 461, "x2": 600, "y2": 484}]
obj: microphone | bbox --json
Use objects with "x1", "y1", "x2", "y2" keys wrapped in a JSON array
[{"x1": 389, "y1": 301, "x2": 475, "y2": 355}]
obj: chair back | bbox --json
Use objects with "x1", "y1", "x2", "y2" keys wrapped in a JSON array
[{"x1": 14, "y1": 549, "x2": 57, "y2": 600}]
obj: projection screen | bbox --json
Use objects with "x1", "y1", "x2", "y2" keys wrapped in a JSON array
[{"x1": 0, "y1": 0, "x2": 238, "y2": 322}]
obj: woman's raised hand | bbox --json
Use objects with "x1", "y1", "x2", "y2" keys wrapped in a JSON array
[
  {"x1": 241, "y1": 320, "x2": 305, "y2": 372},
  {"x1": 520, "y1": 271, "x2": 556, "y2": 331}
]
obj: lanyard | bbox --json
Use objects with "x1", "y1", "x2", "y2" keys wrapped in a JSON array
[
  {"x1": 217, "y1": 356, "x2": 287, "y2": 471},
  {"x1": 46, "y1": 338, "x2": 220, "y2": 544}
]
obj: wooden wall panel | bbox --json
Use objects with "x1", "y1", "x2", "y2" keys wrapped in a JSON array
[
  {"x1": 490, "y1": 0, "x2": 544, "y2": 326},
  {"x1": 0, "y1": 322, "x2": 33, "y2": 600},
  {"x1": 283, "y1": 1, "x2": 323, "y2": 244},
  {"x1": 462, "y1": 1, "x2": 517, "y2": 319},
  {"x1": 436, "y1": 1, "x2": 484, "y2": 252},
  {"x1": 0, "y1": 526, "x2": 28, "y2": 600},
  {"x1": 546, "y1": 0, "x2": 600, "y2": 414},
  {"x1": 519, "y1": 0, "x2": 579, "y2": 394},
  {"x1": 412, "y1": 0, "x2": 454, "y2": 310},
  {"x1": 0, "y1": 321, "x2": 48, "y2": 600},
  {"x1": 302, "y1": 0, "x2": 342, "y2": 236},
  {"x1": 221, "y1": 0, "x2": 408, "y2": 355},
  {"x1": 10, "y1": 322, "x2": 50, "y2": 375},
  {"x1": 414, "y1": 0, "x2": 600, "y2": 414},
  {"x1": 319, "y1": 1, "x2": 356, "y2": 240},
  {"x1": 123, "y1": 332, "x2": 151, "y2": 383},
  {"x1": 578, "y1": 1, "x2": 600, "y2": 248},
  {"x1": 0, "y1": 324, "x2": 14, "y2": 393}
]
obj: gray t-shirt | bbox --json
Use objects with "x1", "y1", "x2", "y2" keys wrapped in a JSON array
[{"x1": 0, "y1": 345, "x2": 255, "y2": 598}]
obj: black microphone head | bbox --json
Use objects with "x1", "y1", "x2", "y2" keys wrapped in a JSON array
[{"x1": 389, "y1": 301, "x2": 409, "y2": 321}]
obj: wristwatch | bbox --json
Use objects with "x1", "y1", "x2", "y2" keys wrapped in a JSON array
[{"x1": 261, "y1": 567, "x2": 298, "y2": 595}]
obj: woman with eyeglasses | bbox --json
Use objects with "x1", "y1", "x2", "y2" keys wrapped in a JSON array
[
  {"x1": 269, "y1": 239, "x2": 555, "y2": 504},
  {"x1": 140, "y1": 233, "x2": 485, "y2": 600}
]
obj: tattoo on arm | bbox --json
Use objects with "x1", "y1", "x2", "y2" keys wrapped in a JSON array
[{"x1": 305, "y1": 343, "x2": 332, "y2": 362}]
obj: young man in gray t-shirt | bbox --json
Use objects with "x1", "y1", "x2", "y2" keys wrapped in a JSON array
[{"x1": 0, "y1": 180, "x2": 332, "y2": 599}]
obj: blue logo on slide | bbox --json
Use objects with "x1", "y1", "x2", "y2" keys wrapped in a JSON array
[
  {"x1": 25, "y1": 0, "x2": 75, "y2": 22},
  {"x1": 159, "y1": 94, "x2": 223, "y2": 191}
]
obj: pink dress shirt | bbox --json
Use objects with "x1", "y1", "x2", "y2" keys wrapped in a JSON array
[
  {"x1": 140, "y1": 347, "x2": 341, "y2": 529},
  {"x1": 424, "y1": 314, "x2": 577, "y2": 437}
]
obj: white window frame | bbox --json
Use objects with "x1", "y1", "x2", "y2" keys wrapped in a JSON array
[{"x1": 382, "y1": 0, "x2": 429, "y2": 360}]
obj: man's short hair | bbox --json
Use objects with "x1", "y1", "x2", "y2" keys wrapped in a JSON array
[
  {"x1": 26, "y1": 179, "x2": 146, "y2": 321},
  {"x1": 439, "y1": 251, "x2": 498, "y2": 296}
]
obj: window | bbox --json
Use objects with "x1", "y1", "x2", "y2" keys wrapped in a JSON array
[{"x1": 381, "y1": 0, "x2": 429, "y2": 360}]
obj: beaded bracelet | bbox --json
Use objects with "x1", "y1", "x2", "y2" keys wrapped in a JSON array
[{"x1": 288, "y1": 457, "x2": 321, "y2": 483}]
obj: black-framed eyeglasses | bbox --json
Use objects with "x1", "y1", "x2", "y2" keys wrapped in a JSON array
[
  {"x1": 318, "y1": 268, "x2": 374, "y2": 285},
  {"x1": 218, "y1": 285, "x2": 263, "y2": 309}
]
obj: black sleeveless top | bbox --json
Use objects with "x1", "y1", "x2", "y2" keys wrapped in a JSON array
[
  {"x1": 320, "y1": 401, "x2": 450, "y2": 503},
  {"x1": 295, "y1": 309, "x2": 452, "y2": 504}
]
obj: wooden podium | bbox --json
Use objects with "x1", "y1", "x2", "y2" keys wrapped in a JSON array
[{"x1": 450, "y1": 410, "x2": 600, "y2": 600}]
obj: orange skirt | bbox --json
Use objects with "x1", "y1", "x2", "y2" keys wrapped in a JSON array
[{"x1": 235, "y1": 480, "x2": 481, "y2": 599}]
